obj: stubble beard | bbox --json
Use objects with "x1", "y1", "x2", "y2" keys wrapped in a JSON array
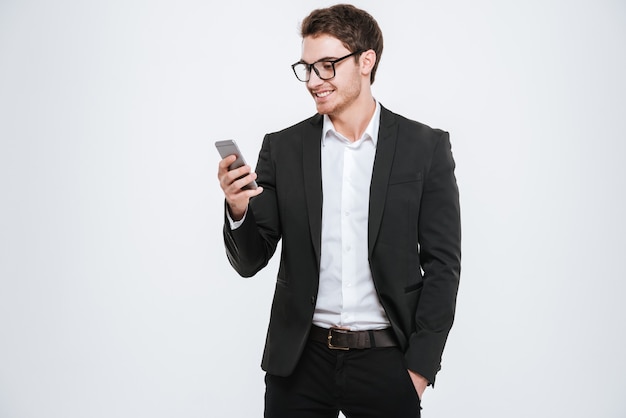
[{"x1": 314, "y1": 72, "x2": 362, "y2": 117}]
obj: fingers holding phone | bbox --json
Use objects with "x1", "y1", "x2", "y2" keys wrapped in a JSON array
[{"x1": 215, "y1": 140, "x2": 263, "y2": 220}]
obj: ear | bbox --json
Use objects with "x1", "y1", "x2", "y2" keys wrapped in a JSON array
[{"x1": 360, "y1": 49, "x2": 377, "y2": 78}]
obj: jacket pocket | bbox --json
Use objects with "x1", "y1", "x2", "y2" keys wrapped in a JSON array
[{"x1": 389, "y1": 171, "x2": 423, "y2": 185}]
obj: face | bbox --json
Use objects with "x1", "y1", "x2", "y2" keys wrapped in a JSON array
[{"x1": 300, "y1": 34, "x2": 363, "y2": 117}]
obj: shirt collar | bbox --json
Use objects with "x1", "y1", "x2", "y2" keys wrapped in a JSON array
[{"x1": 322, "y1": 100, "x2": 381, "y2": 146}]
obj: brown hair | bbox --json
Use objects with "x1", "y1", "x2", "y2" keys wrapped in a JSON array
[{"x1": 300, "y1": 4, "x2": 384, "y2": 84}]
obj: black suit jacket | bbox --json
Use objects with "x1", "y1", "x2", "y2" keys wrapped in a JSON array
[{"x1": 223, "y1": 105, "x2": 461, "y2": 384}]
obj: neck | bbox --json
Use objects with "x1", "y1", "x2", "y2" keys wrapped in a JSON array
[{"x1": 329, "y1": 93, "x2": 376, "y2": 142}]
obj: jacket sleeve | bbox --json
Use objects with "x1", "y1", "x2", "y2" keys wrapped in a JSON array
[
  {"x1": 223, "y1": 134, "x2": 282, "y2": 278},
  {"x1": 405, "y1": 131, "x2": 461, "y2": 384}
]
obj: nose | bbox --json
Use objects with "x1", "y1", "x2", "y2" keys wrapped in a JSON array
[{"x1": 306, "y1": 68, "x2": 324, "y2": 88}]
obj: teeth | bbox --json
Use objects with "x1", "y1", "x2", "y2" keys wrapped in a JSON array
[{"x1": 316, "y1": 91, "x2": 332, "y2": 98}]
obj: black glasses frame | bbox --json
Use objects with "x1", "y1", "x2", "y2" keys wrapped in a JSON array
[{"x1": 291, "y1": 50, "x2": 364, "y2": 82}]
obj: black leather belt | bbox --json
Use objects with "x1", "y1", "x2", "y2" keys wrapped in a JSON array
[{"x1": 309, "y1": 325, "x2": 397, "y2": 350}]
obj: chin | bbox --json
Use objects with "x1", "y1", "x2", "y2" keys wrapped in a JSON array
[{"x1": 315, "y1": 102, "x2": 335, "y2": 116}]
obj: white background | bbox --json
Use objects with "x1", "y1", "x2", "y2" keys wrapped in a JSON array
[{"x1": 1, "y1": 1, "x2": 625, "y2": 417}]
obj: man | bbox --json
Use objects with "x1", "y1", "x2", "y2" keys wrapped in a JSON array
[{"x1": 217, "y1": 4, "x2": 460, "y2": 417}]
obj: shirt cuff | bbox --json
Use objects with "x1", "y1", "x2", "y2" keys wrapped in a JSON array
[{"x1": 227, "y1": 207, "x2": 247, "y2": 230}]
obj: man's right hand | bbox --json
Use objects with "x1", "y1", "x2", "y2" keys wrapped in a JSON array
[{"x1": 217, "y1": 155, "x2": 263, "y2": 221}]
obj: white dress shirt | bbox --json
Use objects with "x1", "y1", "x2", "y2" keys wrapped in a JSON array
[
  {"x1": 312, "y1": 101, "x2": 390, "y2": 331},
  {"x1": 228, "y1": 101, "x2": 390, "y2": 331}
]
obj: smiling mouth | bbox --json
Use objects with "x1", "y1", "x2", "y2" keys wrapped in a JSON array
[{"x1": 314, "y1": 90, "x2": 333, "y2": 98}]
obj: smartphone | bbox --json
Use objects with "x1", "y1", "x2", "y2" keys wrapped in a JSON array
[{"x1": 215, "y1": 139, "x2": 258, "y2": 190}]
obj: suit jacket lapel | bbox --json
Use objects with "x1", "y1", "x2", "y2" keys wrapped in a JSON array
[
  {"x1": 302, "y1": 114, "x2": 324, "y2": 267},
  {"x1": 369, "y1": 106, "x2": 398, "y2": 256}
]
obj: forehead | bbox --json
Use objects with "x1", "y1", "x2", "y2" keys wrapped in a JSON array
[{"x1": 301, "y1": 34, "x2": 350, "y2": 62}]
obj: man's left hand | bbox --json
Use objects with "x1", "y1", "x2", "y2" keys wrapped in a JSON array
[{"x1": 407, "y1": 370, "x2": 428, "y2": 400}]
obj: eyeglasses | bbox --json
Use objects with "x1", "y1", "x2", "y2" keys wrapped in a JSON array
[{"x1": 291, "y1": 50, "x2": 364, "y2": 82}]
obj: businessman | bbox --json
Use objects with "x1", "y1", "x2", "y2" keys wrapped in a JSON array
[{"x1": 217, "y1": 4, "x2": 461, "y2": 417}]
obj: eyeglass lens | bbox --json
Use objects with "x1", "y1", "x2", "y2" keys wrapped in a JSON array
[{"x1": 293, "y1": 61, "x2": 335, "y2": 82}]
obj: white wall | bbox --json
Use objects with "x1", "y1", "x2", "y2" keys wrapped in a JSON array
[{"x1": 1, "y1": 1, "x2": 625, "y2": 417}]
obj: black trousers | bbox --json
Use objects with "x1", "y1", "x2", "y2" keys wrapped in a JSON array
[{"x1": 265, "y1": 339, "x2": 421, "y2": 418}]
